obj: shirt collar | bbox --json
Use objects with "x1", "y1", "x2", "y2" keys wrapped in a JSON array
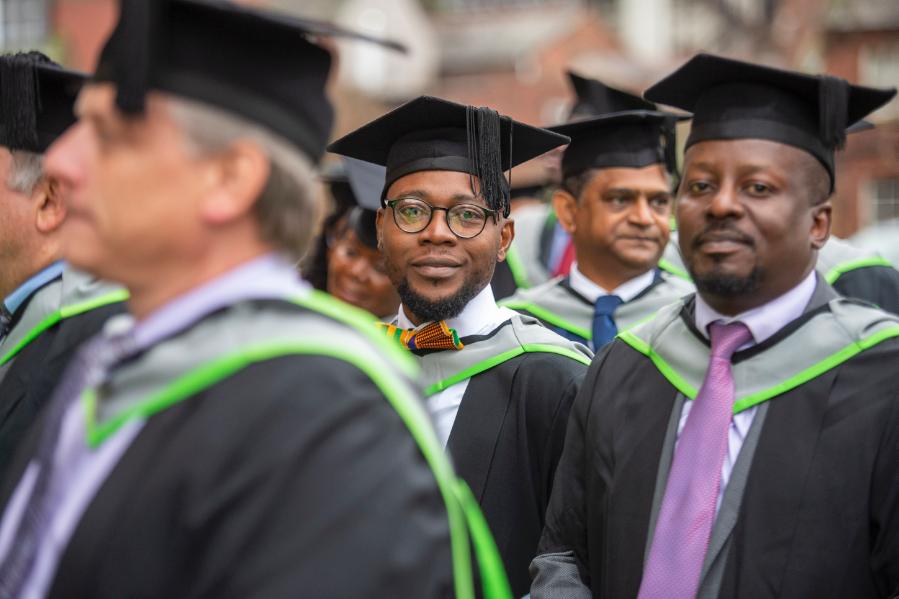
[
  {"x1": 568, "y1": 262, "x2": 656, "y2": 304},
  {"x1": 396, "y1": 284, "x2": 511, "y2": 337},
  {"x1": 694, "y1": 270, "x2": 817, "y2": 346},
  {"x1": 3, "y1": 261, "x2": 65, "y2": 316},
  {"x1": 101, "y1": 253, "x2": 308, "y2": 352}
]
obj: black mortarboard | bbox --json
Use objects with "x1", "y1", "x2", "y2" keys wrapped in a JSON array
[
  {"x1": 327, "y1": 95, "x2": 570, "y2": 217},
  {"x1": 567, "y1": 71, "x2": 656, "y2": 120},
  {"x1": 644, "y1": 53, "x2": 897, "y2": 191},
  {"x1": 0, "y1": 52, "x2": 84, "y2": 153},
  {"x1": 321, "y1": 158, "x2": 385, "y2": 248},
  {"x1": 95, "y1": 0, "x2": 404, "y2": 162},
  {"x1": 551, "y1": 112, "x2": 683, "y2": 179}
]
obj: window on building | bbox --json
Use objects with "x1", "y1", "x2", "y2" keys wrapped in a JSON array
[
  {"x1": 0, "y1": 0, "x2": 49, "y2": 52},
  {"x1": 869, "y1": 177, "x2": 899, "y2": 224},
  {"x1": 860, "y1": 42, "x2": 899, "y2": 121}
]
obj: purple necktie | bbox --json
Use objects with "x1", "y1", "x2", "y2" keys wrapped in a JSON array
[{"x1": 637, "y1": 320, "x2": 752, "y2": 599}]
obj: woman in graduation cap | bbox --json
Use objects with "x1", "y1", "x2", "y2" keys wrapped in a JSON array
[
  {"x1": 330, "y1": 95, "x2": 593, "y2": 597},
  {"x1": 306, "y1": 158, "x2": 400, "y2": 318},
  {"x1": 532, "y1": 53, "x2": 899, "y2": 599}
]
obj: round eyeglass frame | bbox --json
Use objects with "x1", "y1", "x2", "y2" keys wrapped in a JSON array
[{"x1": 385, "y1": 197, "x2": 497, "y2": 239}]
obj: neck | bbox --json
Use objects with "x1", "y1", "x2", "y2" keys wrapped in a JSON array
[
  {"x1": 126, "y1": 242, "x2": 274, "y2": 321},
  {"x1": 0, "y1": 246, "x2": 60, "y2": 303},
  {"x1": 577, "y1": 258, "x2": 652, "y2": 293}
]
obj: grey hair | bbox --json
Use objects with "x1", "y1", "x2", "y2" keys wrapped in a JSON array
[
  {"x1": 7, "y1": 150, "x2": 44, "y2": 194},
  {"x1": 165, "y1": 96, "x2": 321, "y2": 261}
]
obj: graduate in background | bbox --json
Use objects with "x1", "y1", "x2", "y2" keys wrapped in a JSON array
[
  {"x1": 532, "y1": 53, "x2": 899, "y2": 599},
  {"x1": 0, "y1": 52, "x2": 124, "y2": 483},
  {"x1": 307, "y1": 158, "x2": 400, "y2": 318},
  {"x1": 330, "y1": 95, "x2": 592, "y2": 597},
  {"x1": 502, "y1": 80, "x2": 694, "y2": 350},
  {"x1": 0, "y1": 3, "x2": 509, "y2": 598}
]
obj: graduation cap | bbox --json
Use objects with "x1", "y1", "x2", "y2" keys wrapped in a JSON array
[
  {"x1": 94, "y1": 0, "x2": 405, "y2": 162},
  {"x1": 327, "y1": 95, "x2": 570, "y2": 217},
  {"x1": 343, "y1": 157, "x2": 386, "y2": 248},
  {"x1": 644, "y1": 53, "x2": 897, "y2": 191},
  {"x1": 567, "y1": 71, "x2": 656, "y2": 120},
  {"x1": 0, "y1": 51, "x2": 84, "y2": 153}
]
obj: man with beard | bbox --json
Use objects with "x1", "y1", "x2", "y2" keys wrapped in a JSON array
[
  {"x1": 329, "y1": 95, "x2": 592, "y2": 597},
  {"x1": 502, "y1": 80, "x2": 694, "y2": 350},
  {"x1": 0, "y1": 52, "x2": 124, "y2": 483},
  {"x1": 531, "y1": 53, "x2": 899, "y2": 599},
  {"x1": 0, "y1": 3, "x2": 509, "y2": 598}
]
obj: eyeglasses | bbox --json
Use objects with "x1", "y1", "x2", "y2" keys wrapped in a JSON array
[{"x1": 386, "y1": 197, "x2": 496, "y2": 239}]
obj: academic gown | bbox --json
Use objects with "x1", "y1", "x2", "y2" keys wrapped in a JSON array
[
  {"x1": 0, "y1": 269, "x2": 125, "y2": 483},
  {"x1": 501, "y1": 269, "x2": 694, "y2": 347},
  {"x1": 490, "y1": 204, "x2": 556, "y2": 299},
  {"x1": 417, "y1": 315, "x2": 591, "y2": 597},
  {"x1": 533, "y1": 280, "x2": 899, "y2": 599},
  {"x1": 0, "y1": 299, "x2": 455, "y2": 598}
]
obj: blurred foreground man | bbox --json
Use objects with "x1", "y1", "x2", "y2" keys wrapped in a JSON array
[
  {"x1": 0, "y1": 3, "x2": 509, "y2": 598},
  {"x1": 532, "y1": 53, "x2": 899, "y2": 599},
  {"x1": 330, "y1": 96, "x2": 591, "y2": 597},
  {"x1": 503, "y1": 80, "x2": 694, "y2": 350},
  {"x1": 0, "y1": 52, "x2": 124, "y2": 482}
]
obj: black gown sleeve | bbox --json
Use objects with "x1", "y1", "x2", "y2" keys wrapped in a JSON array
[
  {"x1": 831, "y1": 266, "x2": 899, "y2": 315},
  {"x1": 530, "y1": 346, "x2": 612, "y2": 598},
  {"x1": 870, "y1": 385, "x2": 899, "y2": 596}
]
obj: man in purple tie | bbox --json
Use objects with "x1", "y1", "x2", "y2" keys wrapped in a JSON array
[{"x1": 530, "y1": 53, "x2": 899, "y2": 599}]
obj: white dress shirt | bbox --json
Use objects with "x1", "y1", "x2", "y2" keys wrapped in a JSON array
[
  {"x1": 683, "y1": 270, "x2": 817, "y2": 511},
  {"x1": 568, "y1": 262, "x2": 656, "y2": 304},
  {"x1": 396, "y1": 285, "x2": 517, "y2": 447}
]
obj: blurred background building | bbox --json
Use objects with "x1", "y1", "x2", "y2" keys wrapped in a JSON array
[{"x1": 8, "y1": 0, "x2": 899, "y2": 241}]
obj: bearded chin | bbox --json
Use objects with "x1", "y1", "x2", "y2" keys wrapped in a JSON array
[
  {"x1": 396, "y1": 277, "x2": 484, "y2": 323},
  {"x1": 692, "y1": 266, "x2": 763, "y2": 297}
]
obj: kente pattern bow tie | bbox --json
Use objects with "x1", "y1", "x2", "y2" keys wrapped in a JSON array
[{"x1": 379, "y1": 320, "x2": 465, "y2": 350}]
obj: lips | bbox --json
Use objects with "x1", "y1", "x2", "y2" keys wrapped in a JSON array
[{"x1": 410, "y1": 255, "x2": 463, "y2": 279}]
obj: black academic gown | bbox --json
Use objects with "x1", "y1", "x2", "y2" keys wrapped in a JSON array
[
  {"x1": 0, "y1": 304, "x2": 454, "y2": 598},
  {"x1": 831, "y1": 265, "x2": 899, "y2": 315},
  {"x1": 426, "y1": 323, "x2": 588, "y2": 597},
  {"x1": 0, "y1": 301, "x2": 123, "y2": 482},
  {"x1": 535, "y1": 285, "x2": 899, "y2": 599}
]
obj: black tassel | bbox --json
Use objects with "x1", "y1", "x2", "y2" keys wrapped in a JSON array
[
  {"x1": 115, "y1": 0, "x2": 162, "y2": 115},
  {"x1": 818, "y1": 74, "x2": 849, "y2": 150},
  {"x1": 466, "y1": 105, "x2": 510, "y2": 219},
  {"x1": 0, "y1": 52, "x2": 50, "y2": 151},
  {"x1": 661, "y1": 118, "x2": 679, "y2": 180}
]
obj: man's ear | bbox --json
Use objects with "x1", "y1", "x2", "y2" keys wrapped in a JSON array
[
  {"x1": 199, "y1": 139, "x2": 270, "y2": 225},
  {"x1": 810, "y1": 200, "x2": 832, "y2": 251},
  {"x1": 496, "y1": 216, "x2": 515, "y2": 262},
  {"x1": 552, "y1": 187, "x2": 578, "y2": 235},
  {"x1": 34, "y1": 176, "x2": 67, "y2": 234}
]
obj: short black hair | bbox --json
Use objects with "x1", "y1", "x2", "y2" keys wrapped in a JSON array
[{"x1": 798, "y1": 153, "x2": 832, "y2": 206}]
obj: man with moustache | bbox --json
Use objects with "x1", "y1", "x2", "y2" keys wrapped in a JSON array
[
  {"x1": 329, "y1": 95, "x2": 592, "y2": 597},
  {"x1": 531, "y1": 53, "x2": 899, "y2": 599},
  {"x1": 0, "y1": 52, "x2": 124, "y2": 483},
  {"x1": 0, "y1": 3, "x2": 510, "y2": 598},
  {"x1": 503, "y1": 80, "x2": 694, "y2": 350}
]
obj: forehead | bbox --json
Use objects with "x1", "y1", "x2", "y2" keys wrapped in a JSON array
[
  {"x1": 75, "y1": 83, "x2": 174, "y2": 128},
  {"x1": 683, "y1": 138, "x2": 809, "y2": 172},
  {"x1": 386, "y1": 169, "x2": 482, "y2": 203},
  {"x1": 586, "y1": 164, "x2": 670, "y2": 192}
]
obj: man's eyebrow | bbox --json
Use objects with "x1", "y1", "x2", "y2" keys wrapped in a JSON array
[
  {"x1": 450, "y1": 193, "x2": 481, "y2": 204},
  {"x1": 389, "y1": 189, "x2": 428, "y2": 200}
]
